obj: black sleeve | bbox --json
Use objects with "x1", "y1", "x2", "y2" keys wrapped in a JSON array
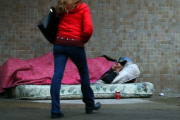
[{"x1": 102, "y1": 71, "x2": 117, "y2": 84}]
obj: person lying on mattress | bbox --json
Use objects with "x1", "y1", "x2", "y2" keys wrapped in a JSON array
[{"x1": 100, "y1": 56, "x2": 136, "y2": 84}]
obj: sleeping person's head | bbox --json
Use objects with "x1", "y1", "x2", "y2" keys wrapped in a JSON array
[
  {"x1": 101, "y1": 55, "x2": 133, "y2": 72},
  {"x1": 111, "y1": 62, "x2": 124, "y2": 72},
  {"x1": 101, "y1": 55, "x2": 124, "y2": 72}
]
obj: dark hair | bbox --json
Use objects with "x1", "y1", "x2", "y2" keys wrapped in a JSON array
[
  {"x1": 118, "y1": 57, "x2": 133, "y2": 66},
  {"x1": 118, "y1": 61, "x2": 127, "y2": 66},
  {"x1": 101, "y1": 55, "x2": 117, "y2": 62},
  {"x1": 101, "y1": 55, "x2": 129, "y2": 66}
]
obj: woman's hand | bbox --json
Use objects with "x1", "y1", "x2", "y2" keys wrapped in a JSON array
[{"x1": 114, "y1": 67, "x2": 122, "y2": 75}]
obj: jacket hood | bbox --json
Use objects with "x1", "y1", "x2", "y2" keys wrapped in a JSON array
[{"x1": 69, "y1": 3, "x2": 88, "y2": 13}]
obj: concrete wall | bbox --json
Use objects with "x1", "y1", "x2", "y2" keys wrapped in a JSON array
[{"x1": 0, "y1": 0, "x2": 180, "y2": 95}]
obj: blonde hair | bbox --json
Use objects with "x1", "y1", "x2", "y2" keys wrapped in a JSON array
[{"x1": 55, "y1": 0, "x2": 83, "y2": 17}]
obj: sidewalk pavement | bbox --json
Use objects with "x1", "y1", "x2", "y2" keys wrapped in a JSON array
[{"x1": 0, "y1": 97, "x2": 180, "y2": 120}]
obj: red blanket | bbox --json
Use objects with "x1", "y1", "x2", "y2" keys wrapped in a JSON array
[{"x1": 0, "y1": 52, "x2": 114, "y2": 93}]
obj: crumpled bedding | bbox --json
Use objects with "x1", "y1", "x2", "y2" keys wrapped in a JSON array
[{"x1": 0, "y1": 52, "x2": 115, "y2": 93}]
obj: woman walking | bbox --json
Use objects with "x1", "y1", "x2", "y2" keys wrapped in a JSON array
[{"x1": 50, "y1": 0, "x2": 101, "y2": 118}]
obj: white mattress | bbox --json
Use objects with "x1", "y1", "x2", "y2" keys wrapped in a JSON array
[{"x1": 7, "y1": 82, "x2": 154, "y2": 99}]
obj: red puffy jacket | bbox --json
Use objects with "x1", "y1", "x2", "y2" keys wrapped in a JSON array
[{"x1": 54, "y1": 3, "x2": 93, "y2": 47}]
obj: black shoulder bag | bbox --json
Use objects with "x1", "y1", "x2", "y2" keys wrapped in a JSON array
[{"x1": 37, "y1": 7, "x2": 59, "y2": 44}]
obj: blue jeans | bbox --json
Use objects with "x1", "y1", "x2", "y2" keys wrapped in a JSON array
[{"x1": 51, "y1": 44, "x2": 95, "y2": 113}]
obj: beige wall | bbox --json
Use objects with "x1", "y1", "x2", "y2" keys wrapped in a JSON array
[{"x1": 0, "y1": 0, "x2": 180, "y2": 96}]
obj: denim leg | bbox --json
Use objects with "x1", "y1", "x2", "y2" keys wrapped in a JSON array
[
  {"x1": 66, "y1": 46, "x2": 95, "y2": 106},
  {"x1": 51, "y1": 45, "x2": 68, "y2": 113}
]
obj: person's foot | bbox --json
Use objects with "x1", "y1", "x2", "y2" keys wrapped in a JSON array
[
  {"x1": 85, "y1": 102, "x2": 101, "y2": 114},
  {"x1": 51, "y1": 112, "x2": 64, "y2": 119}
]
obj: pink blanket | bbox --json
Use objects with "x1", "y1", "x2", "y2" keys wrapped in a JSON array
[{"x1": 0, "y1": 52, "x2": 114, "y2": 93}]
